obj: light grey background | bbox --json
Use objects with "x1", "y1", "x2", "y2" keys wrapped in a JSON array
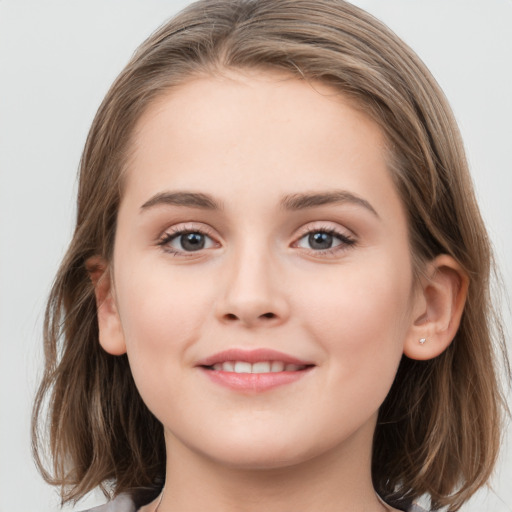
[{"x1": 0, "y1": 1, "x2": 510, "y2": 511}]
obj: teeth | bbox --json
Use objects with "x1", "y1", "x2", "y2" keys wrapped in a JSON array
[
  {"x1": 211, "y1": 361, "x2": 306, "y2": 373},
  {"x1": 234, "y1": 361, "x2": 252, "y2": 373},
  {"x1": 271, "y1": 361, "x2": 284, "y2": 372},
  {"x1": 223, "y1": 361, "x2": 234, "y2": 372},
  {"x1": 252, "y1": 361, "x2": 271, "y2": 373}
]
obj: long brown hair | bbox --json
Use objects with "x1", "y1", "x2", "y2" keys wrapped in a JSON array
[{"x1": 32, "y1": 1, "x2": 509, "y2": 510}]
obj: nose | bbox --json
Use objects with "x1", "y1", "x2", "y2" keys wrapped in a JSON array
[{"x1": 215, "y1": 248, "x2": 290, "y2": 328}]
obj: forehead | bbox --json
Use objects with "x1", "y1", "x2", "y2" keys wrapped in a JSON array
[
  {"x1": 132, "y1": 70, "x2": 385, "y2": 146},
  {"x1": 123, "y1": 70, "x2": 403, "y2": 223}
]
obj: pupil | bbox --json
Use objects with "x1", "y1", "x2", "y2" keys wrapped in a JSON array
[
  {"x1": 309, "y1": 232, "x2": 333, "y2": 250},
  {"x1": 181, "y1": 233, "x2": 205, "y2": 251}
]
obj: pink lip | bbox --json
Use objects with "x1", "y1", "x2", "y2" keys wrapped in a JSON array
[
  {"x1": 196, "y1": 348, "x2": 313, "y2": 367},
  {"x1": 196, "y1": 348, "x2": 315, "y2": 393}
]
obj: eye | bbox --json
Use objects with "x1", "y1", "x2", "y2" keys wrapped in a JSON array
[
  {"x1": 295, "y1": 228, "x2": 355, "y2": 253},
  {"x1": 158, "y1": 228, "x2": 217, "y2": 254}
]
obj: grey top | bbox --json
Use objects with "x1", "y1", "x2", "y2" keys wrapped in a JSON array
[
  {"x1": 82, "y1": 494, "x2": 429, "y2": 512},
  {"x1": 83, "y1": 495, "x2": 136, "y2": 512}
]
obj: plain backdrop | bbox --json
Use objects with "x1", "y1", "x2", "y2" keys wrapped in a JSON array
[{"x1": 0, "y1": 1, "x2": 511, "y2": 511}]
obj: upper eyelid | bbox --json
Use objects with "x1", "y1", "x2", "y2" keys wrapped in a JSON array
[
  {"x1": 157, "y1": 225, "x2": 220, "y2": 256},
  {"x1": 160, "y1": 222, "x2": 218, "y2": 238},
  {"x1": 156, "y1": 223, "x2": 220, "y2": 252},
  {"x1": 293, "y1": 221, "x2": 355, "y2": 238},
  {"x1": 293, "y1": 230, "x2": 355, "y2": 246}
]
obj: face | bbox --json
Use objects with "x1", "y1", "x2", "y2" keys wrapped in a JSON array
[{"x1": 106, "y1": 70, "x2": 420, "y2": 470}]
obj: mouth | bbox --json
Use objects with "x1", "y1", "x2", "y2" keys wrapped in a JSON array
[
  {"x1": 197, "y1": 349, "x2": 315, "y2": 392},
  {"x1": 205, "y1": 361, "x2": 311, "y2": 373}
]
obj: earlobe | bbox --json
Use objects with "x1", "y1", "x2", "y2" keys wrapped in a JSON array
[
  {"x1": 85, "y1": 256, "x2": 127, "y2": 356},
  {"x1": 404, "y1": 255, "x2": 468, "y2": 361}
]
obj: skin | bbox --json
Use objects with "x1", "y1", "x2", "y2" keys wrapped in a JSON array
[{"x1": 93, "y1": 70, "x2": 467, "y2": 512}]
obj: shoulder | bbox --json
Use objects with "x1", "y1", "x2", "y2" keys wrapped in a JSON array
[
  {"x1": 79, "y1": 493, "x2": 428, "y2": 512},
  {"x1": 79, "y1": 494, "x2": 137, "y2": 512},
  {"x1": 407, "y1": 504, "x2": 429, "y2": 512}
]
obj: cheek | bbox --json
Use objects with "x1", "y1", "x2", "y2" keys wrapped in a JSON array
[
  {"x1": 297, "y1": 254, "x2": 412, "y2": 380},
  {"x1": 112, "y1": 267, "x2": 214, "y2": 418},
  {"x1": 114, "y1": 264, "x2": 214, "y2": 372}
]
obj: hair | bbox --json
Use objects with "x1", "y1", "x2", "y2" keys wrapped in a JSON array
[{"x1": 32, "y1": 1, "x2": 509, "y2": 510}]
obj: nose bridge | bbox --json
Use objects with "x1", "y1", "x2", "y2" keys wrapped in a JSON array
[{"x1": 217, "y1": 236, "x2": 288, "y2": 326}]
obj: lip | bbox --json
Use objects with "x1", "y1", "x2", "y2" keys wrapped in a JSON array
[
  {"x1": 196, "y1": 348, "x2": 314, "y2": 367},
  {"x1": 196, "y1": 348, "x2": 315, "y2": 393}
]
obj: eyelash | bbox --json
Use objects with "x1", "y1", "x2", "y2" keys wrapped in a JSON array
[
  {"x1": 293, "y1": 225, "x2": 356, "y2": 256},
  {"x1": 157, "y1": 224, "x2": 218, "y2": 256},
  {"x1": 157, "y1": 224, "x2": 356, "y2": 257}
]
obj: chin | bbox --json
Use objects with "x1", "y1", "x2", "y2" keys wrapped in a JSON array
[
  {"x1": 208, "y1": 446, "x2": 313, "y2": 471},
  {"x1": 191, "y1": 426, "x2": 332, "y2": 471}
]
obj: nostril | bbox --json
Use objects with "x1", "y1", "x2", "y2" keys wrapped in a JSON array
[{"x1": 221, "y1": 311, "x2": 280, "y2": 324}]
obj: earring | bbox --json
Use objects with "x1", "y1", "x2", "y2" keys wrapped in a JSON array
[{"x1": 419, "y1": 338, "x2": 426, "y2": 345}]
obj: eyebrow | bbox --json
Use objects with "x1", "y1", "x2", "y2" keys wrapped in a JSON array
[
  {"x1": 141, "y1": 191, "x2": 222, "y2": 211},
  {"x1": 280, "y1": 190, "x2": 379, "y2": 217},
  {"x1": 140, "y1": 189, "x2": 378, "y2": 217}
]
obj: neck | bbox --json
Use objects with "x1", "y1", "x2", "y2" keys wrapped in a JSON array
[{"x1": 154, "y1": 419, "x2": 390, "y2": 512}]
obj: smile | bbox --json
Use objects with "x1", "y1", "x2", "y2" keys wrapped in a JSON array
[
  {"x1": 197, "y1": 349, "x2": 315, "y2": 392},
  {"x1": 209, "y1": 361, "x2": 308, "y2": 373}
]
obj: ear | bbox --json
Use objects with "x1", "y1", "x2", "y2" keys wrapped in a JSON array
[
  {"x1": 85, "y1": 255, "x2": 127, "y2": 356},
  {"x1": 404, "y1": 254, "x2": 468, "y2": 361}
]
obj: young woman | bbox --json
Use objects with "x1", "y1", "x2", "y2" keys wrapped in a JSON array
[{"x1": 32, "y1": 1, "x2": 509, "y2": 511}]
